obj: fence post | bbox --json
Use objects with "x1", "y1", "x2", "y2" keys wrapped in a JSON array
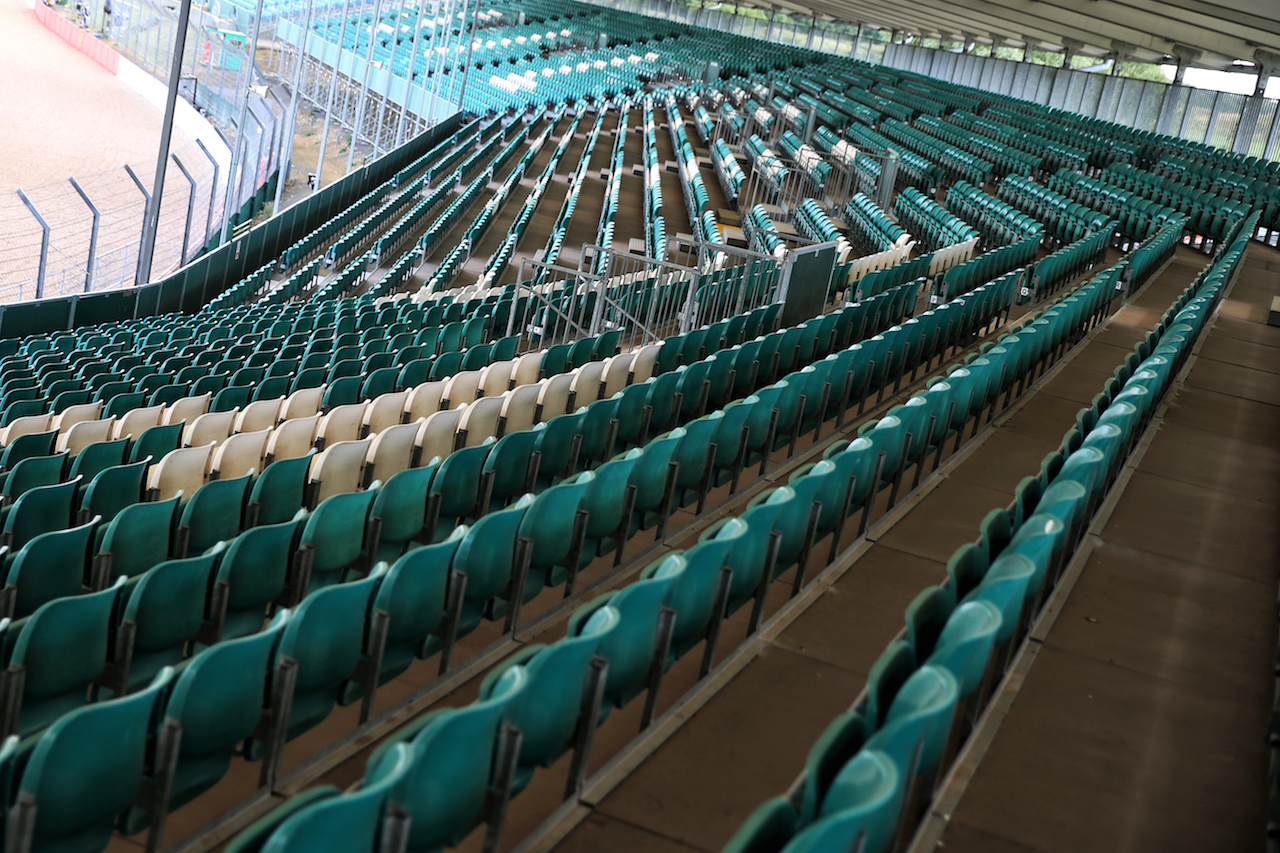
[
  {"x1": 15, "y1": 190, "x2": 49, "y2": 300},
  {"x1": 171, "y1": 153, "x2": 197, "y2": 264},
  {"x1": 124, "y1": 164, "x2": 152, "y2": 285},
  {"x1": 195, "y1": 138, "x2": 220, "y2": 250},
  {"x1": 69, "y1": 178, "x2": 101, "y2": 293}
]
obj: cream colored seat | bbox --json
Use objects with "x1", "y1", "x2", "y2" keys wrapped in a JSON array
[
  {"x1": 281, "y1": 385, "x2": 326, "y2": 421},
  {"x1": 57, "y1": 416, "x2": 116, "y2": 456},
  {"x1": 535, "y1": 373, "x2": 576, "y2": 421},
  {"x1": 414, "y1": 406, "x2": 463, "y2": 465},
  {"x1": 630, "y1": 343, "x2": 663, "y2": 383},
  {"x1": 478, "y1": 360, "x2": 517, "y2": 397},
  {"x1": 457, "y1": 397, "x2": 504, "y2": 448},
  {"x1": 364, "y1": 420, "x2": 422, "y2": 484},
  {"x1": 113, "y1": 405, "x2": 165, "y2": 442},
  {"x1": 265, "y1": 414, "x2": 320, "y2": 462},
  {"x1": 147, "y1": 443, "x2": 214, "y2": 502},
  {"x1": 404, "y1": 380, "x2": 447, "y2": 422},
  {"x1": 308, "y1": 438, "x2": 371, "y2": 503},
  {"x1": 163, "y1": 393, "x2": 212, "y2": 427},
  {"x1": 442, "y1": 370, "x2": 483, "y2": 409},
  {"x1": 569, "y1": 361, "x2": 606, "y2": 409},
  {"x1": 364, "y1": 390, "x2": 410, "y2": 436},
  {"x1": 235, "y1": 398, "x2": 283, "y2": 434},
  {"x1": 600, "y1": 353, "x2": 634, "y2": 398},
  {"x1": 211, "y1": 428, "x2": 270, "y2": 480},
  {"x1": 316, "y1": 402, "x2": 369, "y2": 449},
  {"x1": 3, "y1": 413, "x2": 53, "y2": 447},
  {"x1": 510, "y1": 350, "x2": 544, "y2": 387},
  {"x1": 53, "y1": 401, "x2": 103, "y2": 433},
  {"x1": 185, "y1": 409, "x2": 238, "y2": 448},
  {"x1": 498, "y1": 384, "x2": 541, "y2": 436}
]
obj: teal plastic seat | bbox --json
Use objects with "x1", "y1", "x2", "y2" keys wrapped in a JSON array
[
  {"x1": 782, "y1": 749, "x2": 903, "y2": 853},
  {"x1": 2, "y1": 577, "x2": 126, "y2": 737},
  {"x1": 482, "y1": 427, "x2": 541, "y2": 507},
  {"x1": 129, "y1": 422, "x2": 183, "y2": 464},
  {"x1": 252, "y1": 743, "x2": 413, "y2": 853},
  {"x1": 81, "y1": 459, "x2": 148, "y2": 528},
  {"x1": 430, "y1": 442, "x2": 495, "y2": 535},
  {"x1": 297, "y1": 487, "x2": 379, "y2": 592},
  {"x1": 374, "y1": 528, "x2": 463, "y2": 685},
  {"x1": 863, "y1": 665, "x2": 960, "y2": 802},
  {"x1": 96, "y1": 494, "x2": 180, "y2": 583},
  {"x1": 369, "y1": 462, "x2": 439, "y2": 563},
  {"x1": 212, "y1": 512, "x2": 303, "y2": 641},
  {"x1": 450, "y1": 495, "x2": 531, "y2": 638},
  {"x1": 518, "y1": 473, "x2": 591, "y2": 593},
  {"x1": 67, "y1": 438, "x2": 128, "y2": 494},
  {"x1": 248, "y1": 451, "x2": 315, "y2": 527},
  {"x1": 532, "y1": 412, "x2": 584, "y2": 487},
  {"x1": 123, "y1": 611, "x2": 291, "y2": 834},
  {"x1": 1, "y1": 476, "x2": 78, "y2": 553},
  {"x1": 568, "y1": 554, "x2": 681, "y2": 718},
  {"x1": 270, "y1": 565, "x2": 387, "y2": 743},
  {"x1": 652, "y1": 536, "x2": 732, "y2": 660},
  {"x1": 1, "y1": 452, "x2": 68, "y2": 503},
  {"x1": 928, "y1": 600, "x2": 1002, "y2": 706},
  {"x1": 480, "y1": 605, "x2": 619, "y2": 792},
  {"x1": 798, "y1": 710, "x2": 868, "y2": 825},
  {"x1": 363, "y1": 663, "x2": 528, "y2": 852},
  {"x1": 12, "y1": 668, "x2": 174, "y2": 853},
  {"x1": 0, "y1": 430, "x2": 55, "y2": 470},
  {"x1": 178, "y1": 472, "x2": 251, "y2": 557},
  {"x1": 5, "y1": 516, "x2": 99, "y2": 618},
  {"x1": 119, "y1": 551, "x2": 219, "y2": 691},
  {"x1": 862, "y1": 640, "x2": 917, "y2": 730}
]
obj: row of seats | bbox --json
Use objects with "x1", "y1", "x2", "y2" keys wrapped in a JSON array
[
  {"x1": 893, "y1": 187, "x2": 979, "y2": 253},
  {"x1": 723, "y1": 211, "x2": 1256, "y2": 853},
  {"x1": 996, "y1": 175, "x2": 1113, "y2": 245},
  {"x1": 915, "y1": 114, "x2": 1040, "y2": 178},
  {"x1": 944, "y1": 180, "x2": 1043, "y2": 248}
]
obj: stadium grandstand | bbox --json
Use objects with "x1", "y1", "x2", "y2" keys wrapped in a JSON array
[{"x1": 0, "y1": 0, "x2": 1276, "y2": 850}]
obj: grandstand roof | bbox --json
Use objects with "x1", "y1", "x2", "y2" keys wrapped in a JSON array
[{"x1": 750, "y1": 0, "x2": 1280, "y2": 73}]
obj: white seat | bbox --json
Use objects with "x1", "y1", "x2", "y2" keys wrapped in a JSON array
[
  {"x1": 364, "y1": 390, "x2": 410, "y2": 436},
  {"x1": 600, "y1": 353, "x2": 634, "y2": 398},
  {"x1": 535, "y1": 373, "x2": 576, "y2": 421},
  {"x1": 56, "y1": 417, "x2": 116, "y2": 456},
  {"x1": 478, "y1": 360, "x2": 517, "y2": 397},
  {"x1": 457, "y1": 396, "x2": 504, "y2": 447},
  {"x1": 569, "y1": 361, "x2": 606, "y2": 409},
  {"x1": 113, "y1": 405, "x2": 165, "y2": 442},
  {"x1": 308, "y1": 438, "x2": 371, "y2": 503},
  {"x1": 630, "y1": 343, "x2": 662, "y2": 383},
  {"x1": 281, "y1": 385, "x2": 326, "y2": 421},
  {"x1": 2, "y1": 413, "x2": 53, "y2": 446},
  {"x1": 53, "y1": 401, "x2": 103, "y2": 433},
  {"x1": 147, "y1": 443, "x2": 214, "y2": 502},
  {"x1": 414, "y1": 406, "x2": 463, "y2": 465},
  {"x1": 265, "y1": 414, "x2": 321, "y2": 462},
  {"x1": 211, "y1": 428, "x2": 270, "y2": 480},
  {"x1": 163, "y1": 393, "x2": 212, "y2": 427},
  {"x1": 235, "y1": 398, "x2": 283, "y2": 434},
  {"x1": 185, "y1": 409, "x2": 238, "y2": 448},
  {"x1": 404, "y1": 380, "x2": 447, "y2": 422},
  {"x1": 510, "y1": 350, "x2": 544, "y2": 387},
  {"x1": 498, "y1": 384, "x2": 541, "y2": 436},
  {"x1": 442, "y1": 370, "x2": 483, "y2": 409},
  {"x1": 317, "y1": 402, "x2": 370, "y2": 448},
  {"x1": 364, "y1": 420, "x2": 422, "y2": 484}
]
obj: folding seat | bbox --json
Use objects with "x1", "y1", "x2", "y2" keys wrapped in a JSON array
[
  {"x1": 863, "y1": 664, "x2": 959, "y2": 819},
  {"x1": 724, "y1": 796, "x2": 799, "y2": 853},
  {"x1": 1, "y1": 576, "x2": 126, "y2": 737},
  {"x1": 177, "y1": 471, "x2": 251, "y2": 558},
  {"x1": 927, "y1": 600, "x2": 1002, "y2": 737},
  {"x1": 316, "y1": 402, "x2": 370, "y2": 450},
  {"x1": 362, "y1": 664, "x2": 526, "y2": 853},
  {"x1": 457, "y1": 395, "x2": 504, "y2": 449},
  {"x1": 263, "y1": 564, "x2": 388, "y2": 744},
  {"x1": 163, "y1": 391, "x2": 212, "y2": 427},
  {"x1": 0, "y1": 453, "x2": 67, "y2": 505},
  {"x1": 211, "y1": 514, "x2": 304, "y2": 641},
  {"x1": 1, "y1": 429, "x2": 56, "y2": 470},
  {"x1": 118, "y1": 551, "x2": 219, "y2": 692},
  {"x1": 534, "y1": 372, "x2": 576, "y2": 422},
  {"x1": 308, "y1": 439, "x2": 372, "y2": 504},
  {"x1": 94, "y1": 495, "x2": 180, "y2": 585},
  {"x1": 443, "y1": 370, "x2": 484, "y2": 409},
  {"x1": 8, "y1": 668, "x2": 175, "y2": 852},
  {"x1": 3, "y1": 516, "x2": 97, "y2": 619},
  {"x1": 128, "y1": 421, "x2": 183, "y2": 466},
  {"x1": 296, "y1": 487, "x2": 379, "y2": 593},
  {"x1": 281, "y1": 386, "x2": 325, "y2": 421},
  {"x1": 146, "y1": 443, "x2": 213, "y2": 502}
]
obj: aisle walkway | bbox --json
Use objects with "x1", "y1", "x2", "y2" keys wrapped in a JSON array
[{"x1": 931, "y1": 244, "x2": 1280, "y2": 853}]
